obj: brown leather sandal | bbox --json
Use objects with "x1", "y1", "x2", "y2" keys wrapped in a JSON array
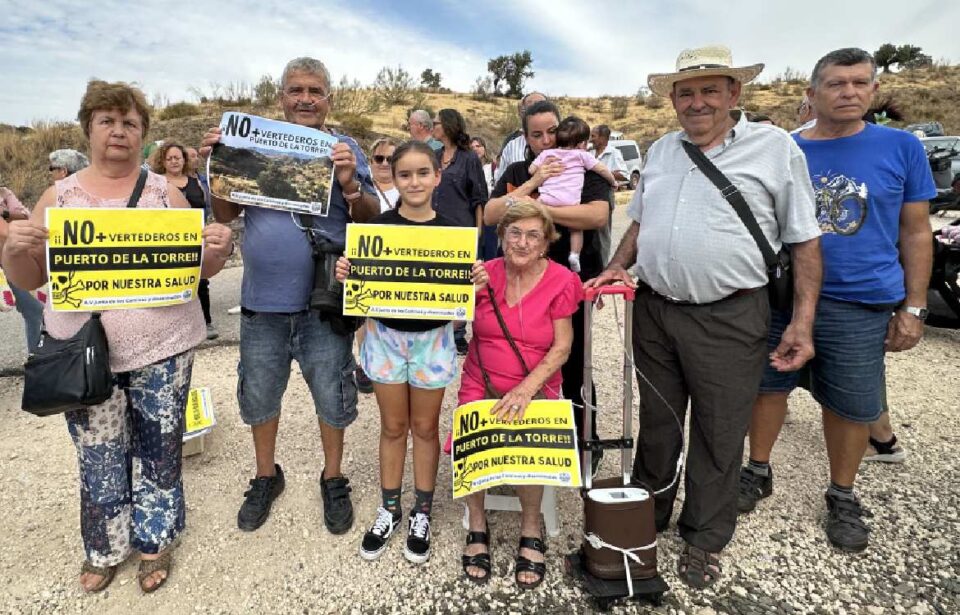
[
  {"x1": 677, "y1": 544, "x2": 722, "y2": 589},
  {"x1": 138, "y1": 551, "x2": 172, "y2": 593},
  {"x1": 80, "y1": 561, "x2": 116, "y2": 593}
]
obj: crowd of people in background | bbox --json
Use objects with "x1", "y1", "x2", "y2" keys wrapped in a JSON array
[{"x1": 0, "y1": 43, "x2": 941, "y2": 599}]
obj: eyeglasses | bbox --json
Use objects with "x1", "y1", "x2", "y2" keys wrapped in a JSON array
[
  {"x1": 505, "y1": 227, "x2": 544, "y2": 244},
  {"x1": 48, "y1": 166, "x2": 64, "y2": 172},
  {"x1": 283, "y1": 87, "x2": 331, "y2": 101},
  {"x1": 372, "y1": 155, "x2": 393, "y2": 165}
]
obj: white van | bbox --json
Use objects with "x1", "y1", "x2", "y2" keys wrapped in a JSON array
[{"x1": 608, "y1": 139, "x2": 643, "y2": 190}]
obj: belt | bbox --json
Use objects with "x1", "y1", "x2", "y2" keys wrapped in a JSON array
[{"x1": 639, "y1": 283, "x2": 762, "y2": 306}]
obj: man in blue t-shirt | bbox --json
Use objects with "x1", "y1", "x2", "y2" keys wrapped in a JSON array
[
  {"x1": 202, "y1": 57, "x2": 380, "y2": 535},
  {"x1": 738, "y1": 48, "x2": 936, "y2": 553}
]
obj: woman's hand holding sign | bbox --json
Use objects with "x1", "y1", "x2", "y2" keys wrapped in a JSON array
[
  {"x1": 470, "y1": 260, "x2": 488, "y2": 290},
  {"x1": 490, "y1": 382, "x2": 538, "y2": 423}
]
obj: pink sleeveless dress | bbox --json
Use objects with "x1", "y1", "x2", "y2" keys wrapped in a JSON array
[{"x1": 45, "y1": 171, "x2": 205, "y2": 372}]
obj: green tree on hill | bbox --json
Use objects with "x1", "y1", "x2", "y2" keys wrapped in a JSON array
[
  {"x1": 487, "y1": 50, "x2": 535, "y2": 98},
  {"x1": 874, "y1": 44, "x2": 898, "y2": 73},
  {"x1": 874, "y1": 43, "x2": 934, "y2": 73}
]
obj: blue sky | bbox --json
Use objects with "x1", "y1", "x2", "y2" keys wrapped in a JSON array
[{"x1": 1, "y1": 0, "x2": 957, "y2": 126}]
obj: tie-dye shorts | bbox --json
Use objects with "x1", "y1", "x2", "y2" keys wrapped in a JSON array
[{"x1": 360, "y1": 319, "x2": 457, "y2": 389}]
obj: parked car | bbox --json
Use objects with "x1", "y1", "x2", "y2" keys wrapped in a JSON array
[
  {"x1": 609, "y1": 139, "x2": 643, "y2": 190},
  {"x1": 907, "y1": 121, "x2": 945, "y2": 137},
  {"x1": 921, "y1": 136, "x2": 960, "y2": 213}
]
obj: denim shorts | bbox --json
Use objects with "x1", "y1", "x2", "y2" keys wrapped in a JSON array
[
  {"x1": 360, "y1": 319, "x2": 456, "y2": 389},
  {"x1": 237, "y1": 309, "x2": 358, "y2": 428},
  {"x1": 759, "y1": 297, "x2": 893, "y2": 423}
]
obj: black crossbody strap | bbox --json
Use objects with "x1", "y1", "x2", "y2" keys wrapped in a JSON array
[
  {"x1": 127, "y1": 168, "x2": 148, "y2": 208},
  {"x1": 680, "y1": 140, "x2": 778, "y2": 269},
  {"x1": 486, "y1": 285, "x2": 532, "y2": 376}
]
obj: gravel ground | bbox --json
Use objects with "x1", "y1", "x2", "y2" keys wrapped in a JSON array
[{"x1": 0, "y1": 205, "x2": 958, "y2": 614}]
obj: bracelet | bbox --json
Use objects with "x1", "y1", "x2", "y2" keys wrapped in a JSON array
[{"x1": 344, "y1": 190, "x2": 362, "y2": 203}]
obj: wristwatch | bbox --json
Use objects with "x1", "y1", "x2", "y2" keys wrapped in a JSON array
[{"x1": 900, "y1": 306, "x2": 928, "y2": 321}]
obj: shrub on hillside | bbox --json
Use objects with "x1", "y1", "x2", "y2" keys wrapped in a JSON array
[
  {"x1": 160, "y1": 102, "x2": 203, "y2": 121},
  {"x1": 373, "y1": 66, "x2": 416, "y2": 106},
  {"x1": 471, "y1": 76, "x2": 494, "y2": 102},
  {"x1": 644, "y1": 94, "x2": 664, "y2": 109},
  {"x1": 254, "y1": 75, "x2": 280, "y2": 107},
  {"x1": 333, "y1": 77, "x2": 380, "y2": 116},
  {"x1": 611, "y1": 96, "x2": 629, "y2": 120},
  {"x1": 335, "y1": 113, "x2": 373, "y2": 139}
]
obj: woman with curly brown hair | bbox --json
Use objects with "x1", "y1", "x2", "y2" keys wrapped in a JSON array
[{"x1": 2, "y1": 80, "x2": 234, "y2": 594}]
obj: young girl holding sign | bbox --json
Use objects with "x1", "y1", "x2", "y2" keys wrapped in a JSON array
[{"x1": 335, "y1": 140, "x2": 487, "y2": 564}]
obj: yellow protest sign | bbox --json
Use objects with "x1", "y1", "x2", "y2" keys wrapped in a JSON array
[
  {"x1": 343, "y1": 224, "x2": 477, "y2": 321},
  {"x1": 451, "y1": 400, "x2": 581, "y2": 498},
  {"x1": 0, "y1": 268, "x2": 12, "y2": 311},
  {"x1": 184, "y1": 387, "x2": 216, "y2": 440},
  {"x1": 45, "y1": 208, "x2": 204, "y2": 311}
]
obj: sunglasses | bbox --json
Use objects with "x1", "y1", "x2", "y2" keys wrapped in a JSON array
[
  {"x1": 372, "y1": 155, "x2": 393, "y2": 165},
  {"x1": 49, "y1": 166, "x2": 64, "y2": 172}
]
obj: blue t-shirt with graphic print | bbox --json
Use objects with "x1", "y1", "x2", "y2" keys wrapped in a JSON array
[
  {"x1": 794, "y1": 123, "x2": 936, "y2": 305},
  {"x1": 240, "y1": 131, "x2": 376, "y2": 313}
]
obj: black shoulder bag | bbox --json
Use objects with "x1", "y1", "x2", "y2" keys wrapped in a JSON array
[
  {"x1": 298, "y1": 214, "x2": 363, "y2": 336},
  {"x1": 472, "y1": 286, "x2": 546, "y2": 400},
  {"x1": 21, "y1": 169, "x2": 148, "y2": 416},
  {"x1": 681, "y1": 140, "x2": 793, "y2": 311}
]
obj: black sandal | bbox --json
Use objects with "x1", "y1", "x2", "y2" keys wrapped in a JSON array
[
  {"x1": 514, "y1": 536, "x2": 547, "y2": 590},
  {"x1": 461, "y1": 527, "x2": 492, "y2": 585},
  {"x1": 677, "y1": 544, "x2": 722, "y2": 589}
]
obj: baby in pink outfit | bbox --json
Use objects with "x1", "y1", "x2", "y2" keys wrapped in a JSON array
[{"x1": 529, "y1": 116, "x2": 617, "y2": 272}]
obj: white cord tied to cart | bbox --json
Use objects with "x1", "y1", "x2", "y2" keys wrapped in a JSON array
[{"x1": 584, "y1": 532, "x2": 657, "y2": 597}]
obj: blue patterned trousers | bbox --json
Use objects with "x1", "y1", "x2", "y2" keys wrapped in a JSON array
[{"x1": 65, "y1": 350, "x2": 194, "y2": 567}]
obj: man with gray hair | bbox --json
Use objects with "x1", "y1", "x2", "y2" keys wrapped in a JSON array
[
  {"x1": 201, "y1": 56, "x2": 380, "y2": 535},
  {"x1": 493, "y1": 91, "x2": 547, "y2": 183},
  {"x1": 48, "y1": 149, "x2": 89, "y2": 183},
  {"x1": 589, "y1": 124, "x2": 627, "y2": 263},
  {"x1": 587, "y1": 45, "x2": 821, "y2": 589},
  {"x1": 407, "y1": 110, "x2": 442, "y2": 151},
  {"x1": 739, "y1": 47, "x2": 935, "y2": 553}
]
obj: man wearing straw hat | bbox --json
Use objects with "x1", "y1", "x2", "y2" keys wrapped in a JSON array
[{"x1": 587, "y1": 45, "x2": 822, "y2": 588}]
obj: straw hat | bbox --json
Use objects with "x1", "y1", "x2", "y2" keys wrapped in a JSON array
[{"x1": 648, "y1": 45, "x2": 764, "y2": 97}]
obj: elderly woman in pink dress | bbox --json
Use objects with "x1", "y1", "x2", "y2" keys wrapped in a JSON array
[
  {"x1": 2, "y1": 80, "x2": 233, "y2": 595},
  {"x1": 458, "y1": 201, "x2": 583, "y2": 589}
]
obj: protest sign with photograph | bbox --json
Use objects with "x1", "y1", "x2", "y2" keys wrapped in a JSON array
[
  {"x1": 208, "y1": 112, "x2": 338, "y2": 215},
  {"x1": 451, "y1": 400, "x2": 581, "y2": 498},
  {"x1": 45, "y1": 208, "x2": 203, "y2": 311},
  {"x1": 343, "y1": 224, "x2": 477, "y2": 321},
  {"x1": 184, "y1": 387, "x2": 216, "y2": 442}
]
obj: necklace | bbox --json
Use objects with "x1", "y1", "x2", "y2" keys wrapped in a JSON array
[{"x1": 441, "y1": 149, "x2": 456, "y2": 169}]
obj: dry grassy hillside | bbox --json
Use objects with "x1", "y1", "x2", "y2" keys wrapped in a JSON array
[{"x1": 2, "y1": 64, "x2": 958, "y2": 206}]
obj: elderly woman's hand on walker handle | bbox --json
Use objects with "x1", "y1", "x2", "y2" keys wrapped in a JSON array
[
  {"x1": 490, "y1": 381, "x2": 538, "y2": 422},
  {"x1": 335, "y1": 256, "x2": 351, "y2": 283}
]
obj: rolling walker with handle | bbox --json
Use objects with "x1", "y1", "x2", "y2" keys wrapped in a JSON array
[{"x1": 564, "y1": 285, "x2": 668, "y2": 610}]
